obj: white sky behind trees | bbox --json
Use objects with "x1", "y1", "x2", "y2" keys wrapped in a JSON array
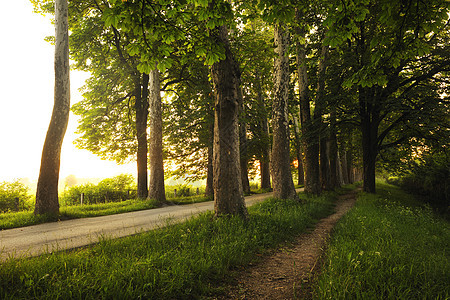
[{"x1": 0, "y1": 1, "x2": 135, "y2": 182}]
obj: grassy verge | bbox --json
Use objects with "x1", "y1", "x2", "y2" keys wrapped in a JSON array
[
  {"x1": 0, "y1": 195, "x2": 214, "y2": 230},
  {"x1": 0, "y1": 191, "x2": 337, "y2": 299},
  {"x1": 314, "y1": 182, "x2": 450, "y2": 299}
]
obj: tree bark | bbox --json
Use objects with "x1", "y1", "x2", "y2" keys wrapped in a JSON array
[
  {"x1": 260, "y1": 116, "x2": 271, "y2": 190},
  {"x1": 135, "y1": 73, "x2": 149, "y2": 199},
  {"x1": 319, "y1": 136, "x2": 332, "y2": 190},
  {"x1": 239, "y1": 123, "x2": 251, "y2": 194},
  {"x1": 359, "y1": 87, "x2": 379, "y2": 193},
  {"x1": 148, "y1": 68, "x2": 166, "y2": 203},
  {"x1": 211, "y1": 25, "x2": 248, "y2": 218},
  {"x1": 328, "y1": 111, "x2": 340, "y2": 189},
  {"x1": 271, "y1": 24, "x2": 298, "y2": 201},
  {"x1": 239, "y1": 93, "x2": 251, "y2": 194},
  {"x1": 340, "y1": 148, "x2": 349, "y2": 185},
  {"x1": 205, "y1": 120, "x2": 214, "y2": 198},
  {"x1": 292, "y1": 115, "x2": 305, "y2": 186},
  {"x1": 255, "y1": 70, "x2": 271, "y2": 190},
  {"x1": 35, "y1": 0, "x2": 70, "y2": 215},
  {"x1": 347, "y1": 149, "x2": 354, "y2": 184},
  {"x1": 296, "y1": 19, "x2": 320, "y2": 195},
  {"x1": 316, "y1": 43, "x2": 330, "y2": 191}
]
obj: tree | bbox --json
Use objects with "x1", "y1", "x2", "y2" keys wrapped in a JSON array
[
  {"x1": 31, "y1": 0, "x2": 152, "y2": 199},
  {"x1": 211, "y1": 22, "x2": 248, "y2": 217},
  {"x1": 296, "y1": 8, "x2": 321, "y2": 195},
  {"x1": 271, "y1": 23, "x2": 299, "y2": 200},
  {"x1": 236, "y1": 17, "x2": 274, "y2": 191},
  {"x1": 35, "y1": 0, "x2": 70, "y2": 215},
  {"x1": 325, "y1": 0, "x2": 450, "y2": 192},
  {"x1": 148, "y1": 68, "x2": 166, "y2": 202},
  {"x1": 162, "y1": 54, "x2": 215, "y2": 196}
]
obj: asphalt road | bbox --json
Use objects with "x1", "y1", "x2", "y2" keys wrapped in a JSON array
[{"x1": 0, "y1": 189, "x2": 303, "y2": 261}]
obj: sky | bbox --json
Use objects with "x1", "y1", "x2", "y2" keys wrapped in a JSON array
[{"x1": 0, "y1": 1, "x2": 136, "y2": 182}]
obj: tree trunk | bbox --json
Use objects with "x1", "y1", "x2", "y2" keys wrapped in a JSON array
[
  {"x1": 340, "y1": 148, "x2": 349, "y2": 185},
  {"x1": 255, "y1": 70, "x2": 271, "y2": 190},
  {"x1": 296, "y1": 21, "x2": 320, "y2": 195},
  {"x1": 205, "y1": 121, "x2": 214, "y2": 198},
  {"x1": 35, "y1": 0, "x2": 70, "y2": 215},
  {"x1": 361, "y1": 121, "x2": 377, "y2": 193},
  {"x1": 260, "y1": 117, "x2": 271, "y2": 190},
  {"x1": 346, "y1": 135, "x2": 354, "y2": 183},
  {"x1": 148, "y1": 68, "x2": 166, "y2": 203},
  {"x1": 316, "y1": 43, "x2": 331, "y2": 191},
  {"x1": 319, "y1": 136, "x2": 332, "y2": 190},
  {"x1": 292, "y1": 115, "x2": 304, "y2": 186},
  {"x1": 271, "y1": 24, "x2": 298, "y2": 201},
  {"x1": 239, "y1": 98, "x2": 251, "y2": 194},
  {"x1": 211, "y1": 24, "x2": 248, "y2": 218},
  {"x1": 328, "y1": 111, "x2": 340, "y2": 189},
  {"x1": 359, "y1": 87, "x2": 379, "y2": 193},
  {"x1": 239, "y1": 126, "x2": 251, "y2": 194},
  {"x1": 135, "y1": 73, "x2": 149, "y2": 199}
]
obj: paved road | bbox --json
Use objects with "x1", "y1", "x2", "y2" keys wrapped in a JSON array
[{"x1": 0, "y1": 189, "x2": 303, "y2": 261}]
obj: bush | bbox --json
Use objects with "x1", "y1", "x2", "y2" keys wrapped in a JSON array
[
  {"x1": 166, "y1": 184, "x2": 199, "y2": 198},
  {"x1": 0, "y1": 180, "x2": 32, "y2": 212},
  {"x1": 398, "y1": 154, "x2": 449, "y2": 210},
  {"x1": 60, "y1": 174, "x2": 136, "y2": 206}
]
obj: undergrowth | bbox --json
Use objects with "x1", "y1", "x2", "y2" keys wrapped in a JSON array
[
  {"x1": 314, "y1": 182, "x2": 450, "y2": 299},
  {"x1": 0, "y1": 192, "x2": 336, "y2": 299}
]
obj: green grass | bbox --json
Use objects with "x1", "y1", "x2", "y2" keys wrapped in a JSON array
[
  {"x1": 0, "y1": 195, "x2": 215, "y2": 230},
  {"x1": 167, "y1": 194, "x2": 212, "y2": 205},
  {"x1": 0, "y1": 191, "x2": 337, "y2": 299},
  {"x1": 314, "y1": 182, "x2": 450, "y2": 299}
]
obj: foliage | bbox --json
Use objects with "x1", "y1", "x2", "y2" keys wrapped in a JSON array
[
  {"x1": 315, "y1": 183, "x2": 450, "y2": 299},
  {"x1": 60, "y1": 174, "x2": 136, "y2": 205},
  {"x1": 0, "y1": 180, "x2": 33, "y2": 213},
  {"x1": 396, "y1": 152, "x2": 449, "y2": 210},
  {"x1": 162, "y1": 55, "x2": 214, "y2": 181},
  {"x1": 165, "y1": 183, "x2": 196, "y2": 197},
  {"x1": 0, "y1": 191, "x2": 337, "y2": 299}
]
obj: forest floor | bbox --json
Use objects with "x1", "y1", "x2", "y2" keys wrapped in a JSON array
[{"x1": 213, "y1": 189, "x2": 359, "y2": 300}]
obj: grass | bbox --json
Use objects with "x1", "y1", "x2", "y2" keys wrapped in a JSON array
[
  {"x1": 0, "y1": 194, "x2": 214, "y2": 230},
  {"x1": 314, "y1": 182, "x2": 450, "y2": 299},
  {"x1": 0, "y1": 191, "x2": 338, "y2": 299}
]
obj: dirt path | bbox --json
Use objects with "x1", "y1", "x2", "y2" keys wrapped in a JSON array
[{"x1": 214, "y1": 189, "x2": 359, "y2": 300}]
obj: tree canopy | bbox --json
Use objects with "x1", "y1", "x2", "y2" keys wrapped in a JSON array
[{"x1": 31, "y1": 0, "x2": 450, "y2": 214}]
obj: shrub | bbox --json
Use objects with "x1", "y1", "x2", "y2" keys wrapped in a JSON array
[
  {"x1": 166, "y1": 184, "x2": 196, "y2": 198},
  {"x1": 60, "y1": 174, "x2": 136, "y2": 206},
  {"x1": 398, "y1": 154, "x2": 449, "y2": 210},
  {"x1": 0, "y1": 180, "x2": 32, "y2": 212}
]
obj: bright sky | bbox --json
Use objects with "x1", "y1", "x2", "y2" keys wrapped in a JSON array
[{"x1": 0, "y1": 1, "x2": 136, "y2": 182}]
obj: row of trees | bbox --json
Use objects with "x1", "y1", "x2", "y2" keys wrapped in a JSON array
[{"x1": 33, "y1": 0, "x2": 449, "y2": 218}]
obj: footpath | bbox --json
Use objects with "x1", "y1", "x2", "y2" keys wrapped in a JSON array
[
  {"x1": 0, "y1": 189, "x2": 303, "y2": 261},
  {"x1": 215, "y1": 188, "x2": 359, "y2": 299}
]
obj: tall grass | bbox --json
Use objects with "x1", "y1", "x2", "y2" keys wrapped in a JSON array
[
  {"x1": 314, "y1": 182, "x2": 450, "y2": 299},
  {"x1": 0, "y1": 192, "x2": 336, "y2": 299}
]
